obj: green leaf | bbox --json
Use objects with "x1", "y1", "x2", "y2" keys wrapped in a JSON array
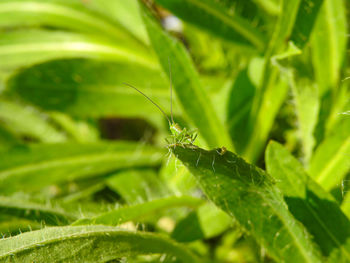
[
  {"x1": 289, "y1": 0, "x2": 324, "y2": 49},
  {"x1": 171, "y1": 145, "x2": 323, "y2": 262},
  {"x1": 160, "y1": 156, "x2": 198, "y2": 195},
  {"x1": 0, "y1": 225, "x2": 199, "y2": 262},
  {"x1": 0, "y1": 0, "x2": 139, "y2": 44},
  {"x1": 154, "y1": 0, "x2": 266, "y2": 50},
  {"x1": 266, "y1": 141, "x2": 350, "y2": 260},
  {"x1": 141, "y1": 5, "x2": 233, "y2": 150},
  {"x1": 252, "y1": 0, "x2": 280, "y2": 16},
  {"x1": 6, "y1": 59, "x2": 173, "y2": 118},
  {"x1": 49, "y1": 112, "x2": 99, "y2": 142},
  {"x1": 227, "y1": 58, "x2": 262, "y2": 154},
  {"x1": 0, "y1": 217, "x2": 41, "y2": 237},
  {"x1": 73, "y1": 196, "x2": 203, "y2": 226},
  {"x1": 0, "y1": 98, "x2": 67, "y2": 143},
  {"x1": 311, "y1": 0, "x2": 347, "y2": 95},
  {"x1": 0, "y1": 142, "x2": 164, "y2": 194},
  {"x1": 268, "y1": 0, "x2": 324, "y2": 54},
  {"x1": 85, "y1": 0, "x2": 148, "y2": 44},
  {"x1": 0, "y1": 196, "x2": 76, "y2": 225},
  {"x1": 308, "y1": 117, "x2": 350, "y2": 190},
  {"x1": 0, "y1": 30, "x2": 157, "y2": 70},
  {"x1": 244, "y1": 74, "x2": 289, "y2": 162},
  {"x1": 245, "y1": 0, "x2": 324, "y2": 162},
  {"x1": 341, "y1": 191, "x2": 350, "y2": 220},
  {"x1": 290, "y1": 77, "x2": 319, "y2": 165},
  {"x1": 0, "y1": 126, "x2": 19, "y2": 150},
  {"x1": 244, "y1": 0, "x2": 303, "y2": 161},
  {"x1": 107, "y1": 169, "x2": 168, "y2": 204},
  {"x1": 172, "y1": 203, "x2": 232, "y2": 242}
]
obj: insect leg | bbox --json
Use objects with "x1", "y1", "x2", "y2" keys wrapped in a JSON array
[
  {"x1": 196, "y1": 152, "x2": 201, "y2": 167},
  {"x1": 191, "y1": 133, "x2": 197, "y2": 144},
  {"x1": 212, "y1": 154, "x2": 216, "y2": 173}
]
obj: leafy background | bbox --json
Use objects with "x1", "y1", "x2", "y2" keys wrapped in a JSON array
[{"x1": 0, "y1": 0, "x2": 349, "y2": 262}]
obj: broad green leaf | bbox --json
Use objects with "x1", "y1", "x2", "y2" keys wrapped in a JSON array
[
  {"x1": 171, "y1": 145, "x2": 323, "y2": 262},
  {"x1": 227, "y1": 69, "x2": 254, "y2": 154},
  {"x1": 290, "y1": 77, "x2": 319, "y2": 165},
  {"x1": 0, "y1": 225, "x2": 199, "y2": 262},
  {"x1": 266, "y1": 141, "x2": 350, "y2": 260},
  {"x1": 0, "y1": 196, "x2": 76, "y2": 225},
  {"x1": 154, "y1": 0, "x2": 266, "y2": 50},
  {"x1": 0, "y1": 142, "x2": 164, "y2": 194},
  {"x1": 309, "y1": 117, "x2": 350, "y2": 190},
  {"x1": 141, "y1": 5, "x2": 233, "y2": 150},
  {"x1": 227, "y1": 58, "x2": 263, "y2": 154},
  {"x1": 0, "y1": 0, "x2": 139, "y2": 44},
  {"x1": 172, "y1": 203, "x2": 232, "y2": 242},
  {"x1": 0, "y1": 30, "x2": 157, "y2": 70},
  {"x1": 311, "y1": 0, "x2": 347, "y2": 96},
  {"x1": 6, "y1": 59, "x2": 174, "y2": 118},
  {"x1": 0, "y1": 98, "x2": 67, "y2": 143},
  {"x1": 73, "y1": 196, "x2": 203, "y2": 226},
  {"x1": 107, "y1": 169, "x2": 168, "y2": 204}
]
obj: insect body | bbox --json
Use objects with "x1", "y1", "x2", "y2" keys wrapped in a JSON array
[
  {"x1": 123, "y1": 84, "x2": 197, "y2": 147},
  {"x1": 168, "y1": 123, "x2": 197, "y2": 146}
]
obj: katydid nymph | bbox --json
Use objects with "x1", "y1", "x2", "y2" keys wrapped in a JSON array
[{"x1": 123, "y1": 67, "x2": 197, "y2": 147}]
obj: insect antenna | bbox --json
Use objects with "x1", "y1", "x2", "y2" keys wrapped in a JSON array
[
  {"x1": 168, "y1": 58, "x2": 174, "y2": 124},
  {"x1": 123, "y1": 83, "x2": 171, "y2": 125}
]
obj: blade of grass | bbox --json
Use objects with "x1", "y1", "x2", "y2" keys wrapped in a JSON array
[
  {"x1": 0, "y1": 225, "x2": 199, "y2": 262},
  {"x1": 0, "y1": 0, "x2": 140, "y2": 44},
  {"x1": 85, "y1": 0, "x2": 149, "y2": 44},
  {"x1": 141, "y1": 5, "x2": 233, "y2": 150},
  {"x1": 245, "y1": 0, "x2": 324, "y2": 162},
  {"x1": 0, "y1": 98, "x2": 67, "y2": 143},
  {"x1": 107, "y1": 169, "x2": 168, "y2": 204},
  {"x1": 49, "y1": 112, "x2": 99, "y2": 142},
  {"x1": 0, "y1": 142, "x2": 164, "y2": 194},
  {"x1": 311, "y1": 0, "x2": 347, "y2": 96},
  {"x1": 308, "y1": 117, "x2": 350, "y2": 190},
  {"x1": 0, "y1": 30, "x2": 157, "y2": 70},
  {"x1": 72, "y1": 196, "x2": 203, "y2": 226},
  {"x1": 311, "y1": 0, "x2": 347, "y2": 148},
  {"x1": 0, "y1": 196, "x2": 76, "y2": 225},
  {"x1": 171, "y1": 145, "x2": 323, "y2": 262}
]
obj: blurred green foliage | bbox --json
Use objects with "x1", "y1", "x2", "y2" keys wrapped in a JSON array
[{"x1": 0, "y1": 0, "x2": 349, "y2": 262}]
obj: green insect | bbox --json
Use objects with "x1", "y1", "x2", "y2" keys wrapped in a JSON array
[{"x1": 124, "y1": 65, "x2": 197, "y2": 147}]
